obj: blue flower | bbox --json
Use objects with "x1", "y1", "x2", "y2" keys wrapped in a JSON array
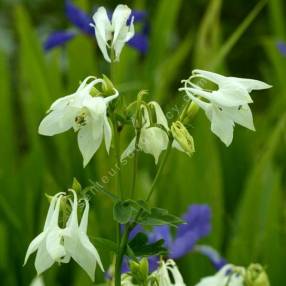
[
  {"x1": 194, "y1": 245, "x2": 227, "y2": 270},
  {"x1": 118, "y1": 204, "x2": 226, "y2": 277},
  {"x1": 277, "y1": 41, "x2": 286, "y2": 56},
  {"x1": 44, "y1": 0, "x2": 149, "y2": 54}
]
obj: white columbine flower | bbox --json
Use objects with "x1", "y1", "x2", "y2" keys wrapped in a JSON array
[
  {"x1": 122, "y1": 101, "x2": 195, "y2": 163},
  {"x1": 180, "y1": 69, "x2": 271, "y2": 146},
  {"x1": 151, "y1": 259, "x2": 186, "y2": 286},
  {"x1": 121, "y1": 101, "x2": 169, "y2": 164},
  {"x1": 195, "y1": 264, "x2": 245, "y2": 286},
  {"x1": 90, "y1": 5, "x2": 135, "y2": 62},
  {"x1": 24, "y1": 190, "x2": 103, "y2": 281},
  {"x1": 24, "y1": 192, "x2": 65, "y2": 274},
  {"x1": 62, "y1": 190, "x2": 104, "y2": 281},
  {"x1": 38, "y1": 76, "x2": 119, "y2": 167}
]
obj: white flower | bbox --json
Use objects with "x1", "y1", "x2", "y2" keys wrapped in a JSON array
[
  {"x1": 90, "y1": 5, "x2": 135, "y2": 62},
  {"x1": 62, "y1": 190, "x2": 104, "y2": 281},
  {"x1": 122, "y1": 101, "x2": 194, "y2": 163},
  {"x1": 195, "y1": 264, "x2": 245, "y2": 286},
  {"x1": 24, "y1": 190, "x2": 103, "y2": 281},
  {"x1": 38, "y1": 76, "x2": 119, "y2": 167},
  {"x1": 151, "y1": 259, "x2": 186, "y2": 286},
  {"x1": 24, "y1": 192, "x2": 66, "y2": 274},
  {"x1": 180, "y1": 69, "x2": 271, "y2": 146},
  {"x1": 121, "y1": 101, "x2": 169, "y2": 164}
]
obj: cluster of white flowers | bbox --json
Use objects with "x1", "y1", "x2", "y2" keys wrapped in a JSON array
[
  {"x1": 24, "y1": 2, "x2": 272, "y2": 285},
  {"x1": 24, "y1": 190, "x2": 103, "y2": 281}
]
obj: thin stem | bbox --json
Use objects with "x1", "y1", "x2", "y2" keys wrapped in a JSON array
[
  {"x1": 109, "y1": 55, "x2": 125, "y2": 286},
  {"x1": 145, "y1": 140, "x2": 172, "y2": 202},
  {"x1": 114, "y1": 225, "x2": 130, "y2": 286},
  {"x1": 130, "y1": 129, "x2": 141, "y2": 199},
  {"x1": 112, "y1": 116, "x2": 124, "y2": 200}
]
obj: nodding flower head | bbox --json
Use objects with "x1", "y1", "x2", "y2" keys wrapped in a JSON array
[{"x1": 38, "y1": 76, "x2": 119, "y2": 167}]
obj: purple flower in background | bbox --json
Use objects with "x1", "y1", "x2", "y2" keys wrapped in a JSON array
[
  {"x1": 194, "y1": 245, "x2": 227, "y2": 270},
  {"x1": 44, "y1": 0, "x2": 149, "y2": 54},
  {"x1": 169, "y1": 205, "x2": 211, "y2": 259},
  {"x1": 118, "y1": 204, "x2": 226, "y2": 277},
  {"x1": 277, "y1": 41, "x2": 286, "y2": 56}
]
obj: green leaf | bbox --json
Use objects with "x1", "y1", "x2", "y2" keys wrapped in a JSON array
[
  {"x1": 128, "y1": 232, "x2": 167, "y2": 257},
  {"x1": 113, "y1": 201, "x2": 133, "y2": 224},
  {"x1": 210, "y1": 0, "x2": 267, "y2": 69},
  {"x1": 138, "y1": 207, "x2": 184, "y2": 227}
]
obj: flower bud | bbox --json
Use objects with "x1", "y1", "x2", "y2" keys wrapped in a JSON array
[
  {"x1": 245, "y1": 264, "x2": 270, "y2": 286},
  {"x1": 171, "y1": 121, "x2": 195, "y2": 156},
  {"x1": 102, "y1": 74, "x2": 116, "y2": 96},
  {"x1": 129, "y1": 258, "x2": 149, "y2": 284}
]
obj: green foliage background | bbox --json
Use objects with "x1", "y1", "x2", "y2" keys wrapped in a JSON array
[{"x1": 0, "y1": 0, "x2": 285, "y2": 285}]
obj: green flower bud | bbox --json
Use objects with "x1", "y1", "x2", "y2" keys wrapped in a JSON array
[
  {"x1": 72, "y1": 177, "x2": 82, "y2": 193},
  {"x1": 129, "y1": 258, "x2": 150, "y2": 284},
  {"x1": 245, "y1": 264, "x2": 270, "y2": 286},
  {"x1": 102, "y1": 74, "x2": 116, "y2": 96},
  {"x1": 171, "y1": 121, "x2": 195, "y2": 156}
]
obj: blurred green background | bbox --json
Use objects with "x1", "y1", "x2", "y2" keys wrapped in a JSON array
[{"x1": 0, "y1": 0, "x2": 286, "y2": 285}]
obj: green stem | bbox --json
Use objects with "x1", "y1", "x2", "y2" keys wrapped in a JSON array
[
  {"x1": 145, "y1": 140, "x2": 172, "y2": 202},
  {"x1": 109, "y1": 56, "x2": 125, "y2": 286},
  {"x1": 130, "y1": 129, "x2": 140, "y2": 199},
  {"x1": 112, "y1": 116, "x2": 124, "y2": 200},
  {"x1": 114, "y1": 225, "x2": 130, "y2": 286}
]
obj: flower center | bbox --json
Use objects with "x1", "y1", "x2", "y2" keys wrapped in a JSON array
[{"x1": 74, "y1": 109, "x2": 90, "y2": 131}]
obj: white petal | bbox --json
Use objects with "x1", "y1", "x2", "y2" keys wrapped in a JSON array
[
  {"x1": 192, "y1": 69, "x2": 226, "y2": 84},
  {"x1": 210, "y1": 107, "x2": 234, "y2": 146},
  {"x1": 43, "y1": 193, "x2": 65, "y2": 230},
  {"x1": 166, "y1": 260, "x2": 186, "y2": 285},
  {"x1": 91, "y1": 7, "x2": 112, "y2": 62},
  {"x1": 78, "y1": 121, "x2": 103, "y2": 167},
  {"x1": 121, "y1": 137, "x2": 136, "y2": 160},
  {"x1": 73, "y1": 79, "x2": 104, "y2": 107},
  {"x1": 112, "y1": 5, "x2": 132, "y2": 45},
  {"x1": 49, "y1": 195, "x2": 62, "y2": 228},
  {"x1": 79, "y1": 199, "x2": 90, "y2": 233},
  {"x1": 149, "y1": 101, "x2": 169, "y2": 129},
  {"x1": 212, "y1": 82, "x2": 253, "y2": 106},
  {"x1": 104, "y1": 88, "x2": 119, "y2": 104},
  {"x1": 184, "y1": 89, "x2": 210, "y2": 111},
  {"x1": 64, "y1": 232, "x2": 103, "y2": 281},
  {"x1": 49, "y1": 94, "x2": 74, "y2": 111},
  {"x1": 38, "y1": 107, "x2": 78, "y2": 136},
  {"x1": 103, "y1": 115, "x2": 112, "y2": 153},
  {"x1": 139, "y1": 127, "x2": 169, "y2": 164},
  {"x1": 67, "y1": 189, "x2": 79, "y2": 228},
  {"x1": 34, "y1": 239, "x2": 54, "y2": 275},
  {"x1": 24, "y1": 232, "x2": 46, "y2": 265},
  {"x1": 229, "y1": 77, "x2": 272, "y2": 92},
  {"x1": 223, "y1": 105, "x2": 255, "y2": 131},
  {"x1": 76, "y1": 76, "x2": 97, "y2": 92},
  {"x1": 46, "y1": 229, "x2": 66, "y2": 261},
  {"x1": 187, "y1": 86, "x2": 252, "y2": 107}
]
